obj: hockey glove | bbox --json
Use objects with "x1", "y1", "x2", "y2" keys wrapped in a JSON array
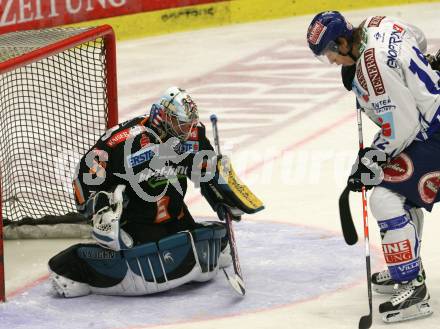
[
  {"x1": 425, "y1": 50, "x2": 440, "y2": 71},
  {"x1": 347, "y1": 147, "x2": 388, "y2": 192},
  {"x1": 91, "y1": 185, "x2": 133, "y2": 251}
]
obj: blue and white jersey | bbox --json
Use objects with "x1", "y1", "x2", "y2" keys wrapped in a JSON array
[{"x1": 352, "y1": 16, "x2": 440, "y2": 158}]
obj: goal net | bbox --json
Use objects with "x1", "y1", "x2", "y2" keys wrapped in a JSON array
[{"x1": 0, "y1": 26, "x2": 118, "y2": 240}]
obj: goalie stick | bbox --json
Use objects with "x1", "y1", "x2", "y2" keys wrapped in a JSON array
[{"x1": 210, "y1": 114, "x2": 246, "y2": 297}]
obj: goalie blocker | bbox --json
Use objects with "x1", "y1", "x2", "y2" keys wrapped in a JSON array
[{"x1": 200, "y1": 156, "x2": 264, "y2": 220}]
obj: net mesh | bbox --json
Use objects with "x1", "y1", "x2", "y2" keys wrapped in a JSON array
[{"x1": 0, "y1": 27, "x2": 110, "y2": 229}]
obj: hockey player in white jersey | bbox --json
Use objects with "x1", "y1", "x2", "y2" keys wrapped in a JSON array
[{"x1": 307, "y1": 11, "x2": 440, "y2": 323}]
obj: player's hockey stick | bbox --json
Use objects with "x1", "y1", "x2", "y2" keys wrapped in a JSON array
[
  {"x1": 355, "y1": 108, "x2": 373, "y2": 329},
  {"x1": 338, "y1": 185, "x2": 358, "y2": 245},
  {"x1": 210, "y1": 114, "x2": 246, "y2": 297}
]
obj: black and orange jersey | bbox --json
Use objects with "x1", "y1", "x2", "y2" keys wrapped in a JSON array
[{"x1": 73, "y1": 115, "x2": 214, "y2": 226}]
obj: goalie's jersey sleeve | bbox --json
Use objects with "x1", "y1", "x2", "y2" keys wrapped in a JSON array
[
  {"x1": 352, "y1": 16, "x2": 440, "y2": 158},
  {"x1": 73, "y1": 115, "x2": 215, "y2": 224}
]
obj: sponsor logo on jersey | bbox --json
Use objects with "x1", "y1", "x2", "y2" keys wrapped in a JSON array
[
  {"x1": 356, "y1": 64, "x2": 369, "y2": 93},
  {"x1": 418, "y1": 171, "x2": 440, "y2": 204},
  {"x1": 371, "y1": 97, "x2": 396, "y2": 114},
  {"x1": 127, "y1": 144, "x2": 158, "y2": 168},
  {"x1": 383, "y1": 239, "x2": 413, "y2": 264},
  {"x1": 307, "y1": 21, "x2": 326, "y2": 45},
  {"x1": 107, "y1": 125, "x2": 147, "y2": 148},
  {"x1": 392, "y1": 23, "x2": 405, "y2": 33},
  {"x1": 178, "y1": 141, "x2": 200, "y2": 154},
  {"x1": 138, "y1": 165, "x2": 187, "y2": 183},
  {"x1": 107, "y1": 128, "x2": 130, "y2": 147},
  {"x1": 364, "y1": 48, "x2": 385, "y2": 96},
  {"x1": 368, "y1": 16, "x2": 386, "y2": 27},
  {"x1": 383, "y1": 152, "x2": 414, "y2": 182},
  {"x1": 378, "y1": 112, "x2": 395, "y2": 139},
  {"x1": 386, "y1": 27, "x2": 404, "y2": 68}
]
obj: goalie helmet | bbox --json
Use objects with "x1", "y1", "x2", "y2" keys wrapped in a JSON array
[
  {"x1": 307, "y1": 11, "x2": 353, "y2": 59},
  {"x1": 157, "y1": 86, "x2": 199, "y2": 141}
]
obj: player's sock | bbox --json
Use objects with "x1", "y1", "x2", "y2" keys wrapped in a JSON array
[
  {"x1": 379, "y1": 274, "x2": 433, "y2": 323},
  {"x1": 372, "y1": 264, "x2": 426, "y2": 294}
]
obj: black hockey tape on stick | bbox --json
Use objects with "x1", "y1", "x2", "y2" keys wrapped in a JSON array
[
  {"x1": 338, "y1": 185, "x2": 358, "y2": 245},
  {"x1": 210, "y1": 114, "x2": 246, "y2": 297}
]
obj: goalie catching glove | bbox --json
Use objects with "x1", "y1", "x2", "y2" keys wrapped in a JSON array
[
  {"x1": 201, "y1": 156, "x2": 264, "y2": 221},
  {"x1": 90, "y1": 185, "x2": 133, "y2": 251}
]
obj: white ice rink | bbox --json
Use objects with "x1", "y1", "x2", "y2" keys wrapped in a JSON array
[{"x1": 3, "y1": 3, "x2": 440, "y2": 328}]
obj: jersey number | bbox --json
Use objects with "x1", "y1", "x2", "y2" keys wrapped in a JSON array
[
  {"x1": 409, "y1": 46, "x2": 440, "y2": 95},
  {"x1": 155, "y1": 196, "x2": 171, "y2": 223}
]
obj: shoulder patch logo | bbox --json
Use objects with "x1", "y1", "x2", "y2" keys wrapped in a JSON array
[
  {"x1": 368, "y1": 16, "x2": 386, "y2": 27},
  {"x1": 364, "y1": 48, "x2": 385, "y2": 96}
]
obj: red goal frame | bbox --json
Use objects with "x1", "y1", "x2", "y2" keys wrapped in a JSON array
[{"x1": 0, "y1": 25, "x2": 119, "y2": 302}]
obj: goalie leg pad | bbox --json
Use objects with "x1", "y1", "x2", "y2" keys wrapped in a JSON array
[
  {"x1": 197, "y1": 221, "x2": 231, "y2": 269},
  {"x1": 49, "y1": 271, "x2": 90, "y2": 298},
  {"x1": 48, "y1": 243, "x2": 125, "y2": 297},
  {"x1": 49, "y1": 224, "x2": 226, "y2": 296},
  {"x1": 192, "y1": 222, "x2": 228, "y2": 281}
]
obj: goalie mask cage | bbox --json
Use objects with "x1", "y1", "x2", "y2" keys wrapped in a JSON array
[{"x1": 0, "y1": 25, "x2": 118, "y2": 301}]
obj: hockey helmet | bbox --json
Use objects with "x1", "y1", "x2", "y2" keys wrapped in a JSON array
[
  {"x1": 158, "y1": 87, "x2": 199, "y2": 141},
  {"x1": 307, "y1": 11, "x2": 353, "y2": 60}
]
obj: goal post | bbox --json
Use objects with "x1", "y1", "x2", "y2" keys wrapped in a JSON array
[{"x1": 0, "y1": 25, "x2": 119, "y2": 301}]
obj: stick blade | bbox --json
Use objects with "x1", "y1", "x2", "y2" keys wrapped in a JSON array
[
  {"x1": 339, "y1": 186, "x2": 358, "y2": 245},
  {"x1": 223, "y1": 269, "x2": 246, "y2": 296},
  {"x1": 359, "y1": 314, "x2": 372, "y2": 329}
]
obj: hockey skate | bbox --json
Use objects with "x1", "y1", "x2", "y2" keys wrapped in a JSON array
[
  {"x1": 372, "y1": 269, "x2": 397, "y2": 294},
  {"x1": 379, "y1": 275, "x2": 433, "y2": 323},
  {"x1": 372, "y1": 264, "x2": 426, "y2": 294}
]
